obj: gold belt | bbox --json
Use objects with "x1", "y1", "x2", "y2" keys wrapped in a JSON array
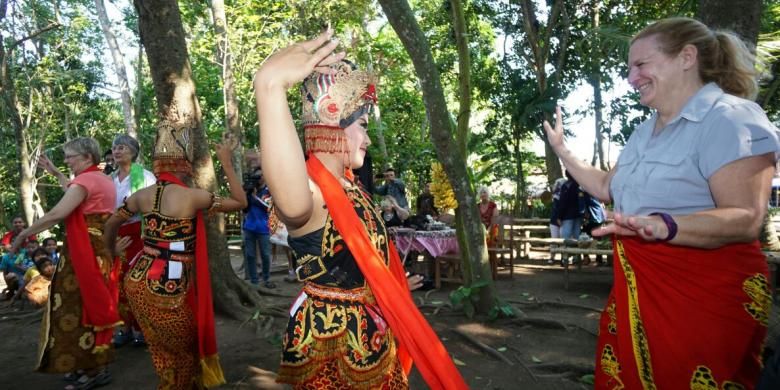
[
  {"x1": 303, "y1": 283, "x2": 375, "y2": 304},
  {"x1": 143, "y1": 245, "x2": 195, "y2": 262}
]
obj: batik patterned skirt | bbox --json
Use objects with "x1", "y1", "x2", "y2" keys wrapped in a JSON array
[
  {"x1": 277, "y1": 283, "x2": 408, "y2": 389},
  {"x1": 36, "y1": 214, "x2": 115, "y2": 373},
  {"x1": 595, "y1": 237, "x2": 770, "y2": 389}
]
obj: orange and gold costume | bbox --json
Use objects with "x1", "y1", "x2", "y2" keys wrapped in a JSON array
[
  {"x1": 595, "y1": 237, "x2": 769, "y2": 389},
  {"x1": 123, "y1": 180, "x2": 222, "y2": 389},
  {"x1": 276, "y1": 155, "x2": 467, "y2": 390},
  {"x1": 277, "y1": 184, "x2": 407, "y2": 388}
]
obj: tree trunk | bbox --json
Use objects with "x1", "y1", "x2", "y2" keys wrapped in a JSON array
[
  {"x1": 451, "y1": 0, "x2": 470, "y2": 160},
  {"x1": 0, "y1": 3, "x2": 53, "y2": 226},
  {"x1": 592, "y1": 76, "x2": 606, "y2": 170},
  {"x1": 134, "y1": 0, "x2": 263, "y2": 320},
  {"x1": 378, "y1": 0, "x2": 496, "y2": 313},
  {"x1": 135, "y1": 42, "x2": 144, "y2": 142},
  {"x1": 209, "y1": 0, "x2": 243, "y2": 178},
  {"x1": 697, "y1": 0, "x2": 762, "y2": 44},
  {"x1": 518, "y1": 0, "x2": 566, "y2": 186},
  {"x1": 95, "y1": 0, "x2": 137, "y2": 139},
  {"x1": 589, "y1": 1, "x2": 606, "y2": 171}
]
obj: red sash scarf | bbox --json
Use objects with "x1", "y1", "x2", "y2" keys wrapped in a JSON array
[
  {"x1": 306, "y1": 155, "x2": 468, "y2": 390},
  {"x1": 156, "y1": 172, "x2": 225, "y2": 387},
  {"x1": 595, "y1": 237, "x2": 769, "y2": 389},
  {"x1": 63, "y1": 165, "x2": 121, "y2": 352}
]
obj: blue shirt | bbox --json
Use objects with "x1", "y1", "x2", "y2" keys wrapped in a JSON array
[
  {"x1": 243, "y1": 186, "x2": 271, "y2": 235},
  {"x1": 0, "y1": 250, "x2": 31, "y2": 278},
  {"x1": 610, "y1": 83, "x2": 780, "y2": 215}
]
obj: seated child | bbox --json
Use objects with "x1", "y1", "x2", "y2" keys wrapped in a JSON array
[
  {"x1": 42, "y1": 237, "x2": 59, "y2": 265},
  {"x1": 3, "y1": 246, "x2": 44, "y2": 304},
  {"x1": 24, "y1": 256, "x2": 54, "y2": 306}
]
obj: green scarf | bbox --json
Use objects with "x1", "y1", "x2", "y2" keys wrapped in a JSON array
[{"x1": 130, "y1": 163, "x2": 145, "y2": 193}]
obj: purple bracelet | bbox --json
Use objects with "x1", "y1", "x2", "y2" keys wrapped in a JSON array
[{"x1": 649, "y1": 212, "x2": 677, "y2": 242}]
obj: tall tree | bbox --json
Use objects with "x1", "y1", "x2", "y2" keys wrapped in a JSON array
[
  {"x1": 517, "y1": 0, "x2": 571, "y2": 186},
  {"x1": 378, "y1": 0, "x2": 497, "y2": 314},
  {"x1": 133, "y1": 0, "x2": 267, "y2": 319},
  {"x1": 208, "y1": 0, "x2": 243, "y2": 177},
  {"x1": 95, "y1": 0, "x2": 137, "y2": 140},
  {"x1": 0, "y1": 0, "x2": 59, "y2": 225},
  {"x1": 697, "y1": 0, "x2": 762, "y2": 44}
]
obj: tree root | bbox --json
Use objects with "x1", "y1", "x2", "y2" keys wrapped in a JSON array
[
  {"x1": 531, "y1": 362, "x2": 594, "y2": 377},
  {"x1": 507, "y1": 299, "x2": 602, "y2": 313},
  {"x1": 451, "y1": 328, "x2": 514, "y2": 366},
  {"x1": 570, "y1": 324, "x2": 599, "y2": 337},
  {"x1": 511, "y1": 350, "x2": 538, "y2": 382},
  {"x1": 213, "y1": 278, "x2": 267, "y2": 320},
  {"x1": 253, "y1": 287, "x2": 296, "y2": 299},
  {"x1": 507, "y1": 317, "x2": 568, "y2": 330}
]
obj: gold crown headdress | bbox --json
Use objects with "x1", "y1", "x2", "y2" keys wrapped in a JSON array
[
  {"x1": 152, "y1": 118, "x2": 195, "y2": 175},
  {"x1": 300, "y1": 60, "x2": 377, "y2": 154}
]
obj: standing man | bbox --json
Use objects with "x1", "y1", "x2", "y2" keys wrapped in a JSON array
[
  {"x1": 557, "y1": 171, "x2": 585, "y2": 240},
  {"x1": 110, "y1": 134, "x2": 156, "y2": 347},
  {"x1": 376, "y1": 167, "x2": 409, "y2": 210},
  {"x1": 243, "y1": 167, "x2": 275, "y2": 288}
]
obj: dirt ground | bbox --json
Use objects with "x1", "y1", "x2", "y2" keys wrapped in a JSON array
[{"x1": 1, "y1": 248, "x2": 777, "y2": 389}]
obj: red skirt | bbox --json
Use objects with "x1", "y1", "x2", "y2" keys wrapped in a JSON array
[
  {"x1": 595, "y1": 237, "x2": 769, "y2": 389},
  {"x1": 117, "y1": 221, "x2": 143, "y2": 329}
]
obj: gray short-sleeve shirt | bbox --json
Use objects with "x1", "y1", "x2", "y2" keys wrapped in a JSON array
[{"x1": 609, "y1": 83, "x2": 780, "y2": 216}]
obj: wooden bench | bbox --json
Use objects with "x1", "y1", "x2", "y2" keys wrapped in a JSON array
[
  {"x1": 512, "y1": 218, "x2": 548, "y2": 225},
  {"x1": 488, "y1": 218, "x2": 516, "y2": 279},
  {"x1": 515, "y1": 237, "x2": 565, "y2": 259},
  {"x1": 550, "y1": 245, "x2": 613, "y2": 289},
  {"x1": 434, "y1": 253, "x2": 463, "y2": 289}
]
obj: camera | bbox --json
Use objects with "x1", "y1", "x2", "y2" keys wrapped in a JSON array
[{"x1": 242, "y1": 171, "x2": 263, "y2": 192}]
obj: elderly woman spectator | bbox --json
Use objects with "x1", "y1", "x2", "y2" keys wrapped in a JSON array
[
  {"x1": 13, "y1": 137, "x2": 119, "y2": 389},
  {"x1": 478, "y1": 186, "x2": 499, "y2": 245},
  {"x1": 108, "y1": 134, "x2": 156, "y2": 348},
  {"x1": 544, "y1": 17, "x2": 779, "y2": 388}
]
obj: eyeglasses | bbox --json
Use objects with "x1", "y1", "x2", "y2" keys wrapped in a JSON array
[
  {"x1": 112, "y1": 145, "x2": 128, "y2": 152},
  {"x1": 63, "y1": 154, "x2": 82, "y2": 160}
]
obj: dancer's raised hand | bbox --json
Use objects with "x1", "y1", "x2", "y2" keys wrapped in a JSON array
[
  {"x1": 254, "y1": 28, "x2": 346, "y2": 91},
  {"x1": 542, "y1": 106, "x2": 565, "y2": 150}
]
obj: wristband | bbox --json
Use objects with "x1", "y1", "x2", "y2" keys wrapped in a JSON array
[{"x1": 649, "y1": 212, "x2": 677, "y2": 242}]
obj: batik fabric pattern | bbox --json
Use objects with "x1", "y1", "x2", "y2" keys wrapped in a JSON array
[
  {"x1": 277, "y1": 183, "x2": 408, "y2": 389},
  {"x1": 595, "y1": 237, "x2": 769, "y2": 389},
  {"x1": 36, "y1": 214, "x2": 116, "y2": 373},
  {"x1": 124, "y1": 182, "x2": 203, "y2": 390}
]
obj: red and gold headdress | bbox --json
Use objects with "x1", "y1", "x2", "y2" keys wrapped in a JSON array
[
  {"x1": 301, "y1": 60, "x2": 377, "y2": 154},
  {"x1": 152, "y1": 117, "x2": 195, "y2": 175}
]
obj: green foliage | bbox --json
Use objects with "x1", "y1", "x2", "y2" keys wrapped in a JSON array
[{"x1": 450, "y1": 279, "x2": 514, "y2": 319}]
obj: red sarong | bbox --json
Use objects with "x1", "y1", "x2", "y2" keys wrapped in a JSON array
[
  {"x1": 117, "y1": 220, "x2": 143, "y2": 330},
  {"x1": 595, "y1": 237, "x2": 770, "y2": 389},
  {"x1": 64, "y1": 165, "x2": 121, "y2": 352}
]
